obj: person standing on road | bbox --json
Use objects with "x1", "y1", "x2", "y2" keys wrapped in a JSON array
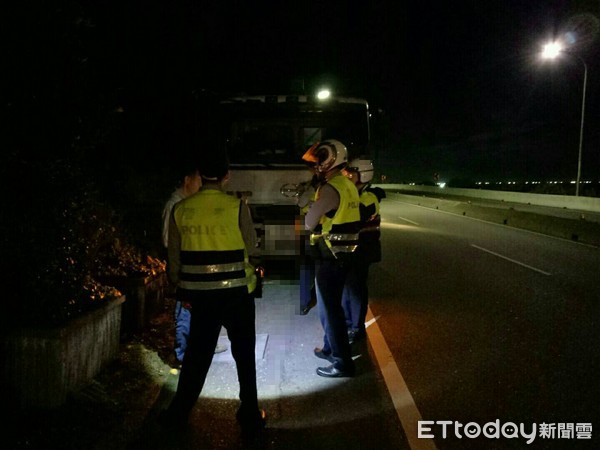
[
  {"x1": 297, "y1": 167, "x2": 320, "y2": 315},
  {"x1": 159, "y1": 156, "x2": 266, "y2": 436},
  {"x1": 302, "y1": 140, "x2": 361, "y2": 378},
  {"x1": 161, "y1": 162, "x2": 202, "y2": 251},
  {"x1": 341, "y1": 159, "x2": 385, "y2": 344},
  {"x1": 161, "y1": 161, "x2": 227, "y2": 367}
]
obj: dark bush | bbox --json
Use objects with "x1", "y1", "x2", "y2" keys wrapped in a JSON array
[
  {"x1": 2, "y1": 151, "x2": 167, "y2": 331},
  {"x1": 2, "y1": 154, "x2": 119, "y2": 329},
  {"x1": 2, "y1": 1, "x2": 177, "y2": 331}
]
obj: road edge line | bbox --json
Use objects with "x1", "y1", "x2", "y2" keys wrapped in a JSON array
[{"x1": 366, "y1": 307, "x2": 437, "y2": 450}]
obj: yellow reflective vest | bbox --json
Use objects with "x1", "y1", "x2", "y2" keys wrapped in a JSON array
[
  {"x1": 314, "y1": 173, "x2": 361, "y2": 258},
  {"x1": 357, "y1": 188, "x2": 382, "y2": 263},
  {"x1": 173, "y1": 189, "x2": 256, "y2": 295}
]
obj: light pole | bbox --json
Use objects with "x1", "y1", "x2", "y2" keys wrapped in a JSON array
[{"x1": 541, "y1": 42, "x2": 588, "y2": 196}]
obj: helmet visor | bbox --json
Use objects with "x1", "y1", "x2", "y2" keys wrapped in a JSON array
[{"x1": 301, "y1": 142, "x2": 321, "y2": 164}]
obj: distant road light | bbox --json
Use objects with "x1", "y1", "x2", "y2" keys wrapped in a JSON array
[{"x1": 317, "y1": 89, "x2": 331, "y2": 100}]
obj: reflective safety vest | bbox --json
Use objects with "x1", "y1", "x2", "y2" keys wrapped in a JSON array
[
  {"x1": 359, "y1": 189, "x2": 380, "y2": 234},
  {"x1": 173, "y1": 189, "x2": 256, "y2": 295},
  {"x1": 358, "y1": 188, "x2": 382, "y2": 263},
  {"x1": 314, "y1": 173, "x2": 361, "y2": 257}
]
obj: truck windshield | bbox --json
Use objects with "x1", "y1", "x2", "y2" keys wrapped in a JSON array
[{"x1": 219, "y1": 99, "x2": 369, "y2": 166}]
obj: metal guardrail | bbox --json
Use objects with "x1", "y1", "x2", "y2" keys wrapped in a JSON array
[{"x1": 373, "y1": 184, "x2": 600, "y2": 213}]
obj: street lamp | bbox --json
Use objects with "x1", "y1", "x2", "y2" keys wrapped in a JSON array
[
  {"x1": 541, "y1": 41, "x2": 588, "y2": 196},
  {"x1": 316, "y1": 88, "x2": 331, "y2": 100}
]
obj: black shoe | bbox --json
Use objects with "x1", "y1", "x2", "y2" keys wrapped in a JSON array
[
  {"x1": 316, "y1": 364, "x2": 355, "y2": 378},
  {"x1": 236, "y1": 407, "x2": 267, "y2": 435},
  {"x1": 313, "y1": 347, "x2": 334, "y2": 363}
]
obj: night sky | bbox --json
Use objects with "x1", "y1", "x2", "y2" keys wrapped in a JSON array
[{"x1": 7, "y1": 0, "x2": 600, "y2": 184}]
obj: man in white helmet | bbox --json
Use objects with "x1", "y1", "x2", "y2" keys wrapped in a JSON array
[
  {"x1": 341, "y1": 159, "x2": 385, "y2": 344},
  {"x1": 301, "y1": 140, "x2": 361, "y2": 377}
]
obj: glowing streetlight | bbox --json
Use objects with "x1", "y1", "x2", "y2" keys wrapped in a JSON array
[
  {"x1": 541, "y1": 42, "x2": 563, "y2": 59},
  {"x1": 541, "y1": 41, "x2": 588, "y2": 197},
  {"x1": 316, "y1": 89, "x2": 331, "y2": 100}
]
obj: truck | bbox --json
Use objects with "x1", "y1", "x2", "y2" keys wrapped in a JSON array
[{"x1": 217, "y1": 93, "x2": 371, "y2": 276}]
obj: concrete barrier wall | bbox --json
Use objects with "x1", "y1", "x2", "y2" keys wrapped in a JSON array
[
  {"x1": 373, "y1": 184, "x2": 600, "y2": 213},
  {"x1": 1, "y1": 295, "x2": 125, "y2": 409}
]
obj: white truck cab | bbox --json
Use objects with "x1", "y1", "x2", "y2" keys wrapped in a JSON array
[{"x1": 218, "y1": 94, "x2": 371, "y2": 271}]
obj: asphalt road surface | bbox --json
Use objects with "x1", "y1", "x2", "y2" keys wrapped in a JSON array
[
  {"x1": 368, "y1": 197, "x2": 599, "y2": 449},
  {"x1": 11, "y1": 194, "x2": 597, "y2": 450}
]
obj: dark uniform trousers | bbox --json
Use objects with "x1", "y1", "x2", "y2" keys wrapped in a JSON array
[
  {"x1": 342, "y1": 258, "x2": 370, "y2": 333},
  {"x1": 316, "y1": 258, "x2": 355, "y2": 373},
  {"x1": 167, "y1": 290, "x2": 258, "y2": 418}
]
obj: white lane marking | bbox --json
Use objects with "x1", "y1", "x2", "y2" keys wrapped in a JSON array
[
  {"x1": 471, "y1": 244, "x2": 552, "y2": 276},
  {"x1": 366, "y1": 308, "x2": 438, "y2": 450},
  {"x1": 365, "y1": 315, "x2": 381, "y2": 328},
  {"x1": 397, "y1": 216, "x2": 420, "y2": 225}
]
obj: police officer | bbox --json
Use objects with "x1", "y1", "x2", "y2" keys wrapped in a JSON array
[
  {"x1": 161, "y1": 161, "x2": 228, "y2": 367},
  {"x1": 302, "y1": 140, "x2": 361, "y2": 378},
  {"x1": 341, "y1": 159, "x2": 385, "y2": 344},
  {"x1": 159, "y1": 156, "x2": 266, "y2": 435}
]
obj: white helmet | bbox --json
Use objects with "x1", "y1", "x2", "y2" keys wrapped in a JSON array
[
  {"x1": 302, "y1": 139, "x2": 348, "y2": 173},
  {"x1": 347, "y1": 158, "x2": 374, "y2": 183}
]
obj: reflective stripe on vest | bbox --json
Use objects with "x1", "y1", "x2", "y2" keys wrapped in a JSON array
[
  {"x1": 181, "y1": 262, "x2": 246, "y2": 274},
  {"x1": 179, "y1": 274, "x2": 256, "y2": 291}
]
